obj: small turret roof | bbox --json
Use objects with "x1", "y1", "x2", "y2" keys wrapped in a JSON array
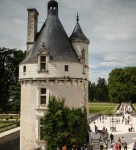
[{"x1": 69, "y1": 15, "x2": 90, "y2": 43}]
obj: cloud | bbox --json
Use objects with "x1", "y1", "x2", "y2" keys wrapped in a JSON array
[
  {"x1": 89, "y1": 69, "x2": 109, "y2": 83},
  {"x1": 102, "y1": 52, "x2": 136, "y2": 66},
  {"x1": 0, "y1": 0, "x2": 136, "y2": 83}
]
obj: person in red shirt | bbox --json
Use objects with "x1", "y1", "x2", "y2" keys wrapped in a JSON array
[
  {"x1": 62, "y1": 145, "x2": 67, "y2": 150},
  {"x1": 115, "y1": 143, "x2": 119, "y2": 150}
]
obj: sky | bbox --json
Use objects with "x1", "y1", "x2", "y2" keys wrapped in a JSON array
[{"x1": 0, "y1": 0, "x2": 136, "y2": 83}]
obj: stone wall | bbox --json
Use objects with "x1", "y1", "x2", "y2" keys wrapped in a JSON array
[
  {"x1": 0, "y1": 130, "x2": 20, "y2": 150},
  {"x1": 19, "y1": 61, "x2": 88, "y2": 80}
]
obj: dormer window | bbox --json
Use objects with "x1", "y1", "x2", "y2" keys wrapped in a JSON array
[
  {"x1": 38, "y1": 43, "x2": 49, "y2": 73},
  {"x1": 40, "y1": 56, "x2": 46, "y2": 71}
]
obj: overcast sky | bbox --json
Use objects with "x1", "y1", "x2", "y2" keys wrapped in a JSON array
[{"x1": 0, "y1": 0, "x2": 136, "y2": 83}]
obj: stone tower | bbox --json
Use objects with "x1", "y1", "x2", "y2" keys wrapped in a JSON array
[{"x1": 19, "y1": 0, "x2": 90, "y2": 149}]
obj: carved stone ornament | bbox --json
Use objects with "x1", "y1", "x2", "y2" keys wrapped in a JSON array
[{"x1": 39, "y1": 42, "x2": 49, "y2": 55}]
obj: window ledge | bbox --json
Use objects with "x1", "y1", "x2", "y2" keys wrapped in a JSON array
[
  {"x1": 35, "y1": 140, "x2": 46, "y2": 145},
  {"x1": 36, "y1": 106, "x2": 48, "y2": 110},
  {"x1": 38, "y1": 70, "x2": 48, "y2": 73}
]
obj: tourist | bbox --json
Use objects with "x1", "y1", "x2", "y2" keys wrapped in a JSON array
[
  {"x1": 122, "y1": 118, "x2": 124, "y2": 124},
  {"x1": 124, "y1": 141, "x2": 127, "y2": 150},
  {"x1": 72, "y1": 145, "x2": 76, "y2": 150},
  {"x1": 102, "y1": 126, "x2": 106, "y2": 133},
  {"x1": 131, "y1": 124, "x2": 134, "y2": 132},
  {"x1": 87, "y1": 143, "x2": 91, "y2": 150},
  {"x1": 62, "y1": 145, "x2": 67, "y2": 150},
  {"x1": 118, "y1": 137, "x2": 121, "y2": 143},
  {"x1": 84, "y1": 144, "x2": 87, "y2": 150},
  {"x1": 100, "y1": 142, "x2": 103, "y2": 150},
  {"x1": 95, "y1": 125, "x2": 98, "y2": 133},
  {"x1": 102, "y1": 116, "x2": 104, "y2": 122},
  {"x1": 115, "y1": 143, "x2": 119, "y2": 150},
  {"x1": 121, "y1": 137, "x2": 125, "y2": 147},
  {"x1": 133, "y1": 142, "x2": 136, "y2": 150},
  {"x1": 103, "y1": 143, "x2": 107, "y2": 150},
  {"x1": 110, "y1": 133, "x2": 114, "y2": 144},
  {"x1": 111, "y1": 141, "x2": 115, "y2": 150},
  {"x1": 90, "y1": 142, "x2": 94, "y2": 150},
  {"x1": 118, "y1": 141, "x2": 121, "y2": 150}
]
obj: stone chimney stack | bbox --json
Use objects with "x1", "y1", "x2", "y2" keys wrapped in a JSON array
[{"x1": 27, "y1": 9, "x2": 39, "y2": 52}]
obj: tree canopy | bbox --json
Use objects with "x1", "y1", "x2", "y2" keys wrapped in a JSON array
[
  {"x1": 0, "y1": 47, "x2": 26, "y2": 112},
  {"x1": 108, "y1": 67, "x2": 136, "y2": 103},
  {"x1": 89, "y1": 77, "x2": 109, "y2": 102},
  {"x1": 43, "y1": 96, "x2": 90, "y2": 149}
]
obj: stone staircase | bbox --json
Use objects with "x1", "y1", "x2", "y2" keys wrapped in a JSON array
[
  {"x1": 89, "y1": 132, "x2": 101, "y2": 150},
  {"x1": 89, "y1": 132, "x2": 108, "y2": 150},
  {"x1": 92, "y1": 139, "x2": 100, "y2": 150}
]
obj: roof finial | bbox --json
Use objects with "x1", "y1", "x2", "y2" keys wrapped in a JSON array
[{"x1": 76, "y1": 12, "x2": 79, "y2": 22}]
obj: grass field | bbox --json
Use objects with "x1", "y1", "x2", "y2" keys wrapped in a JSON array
[
  {"x1": 0, "y1": 122, "x2": 13, "y2": 128},
  {"x1": 89, "y1": 102, "x2": 119, "y2": 114},
  {"x1": 132, "y1": 103, "x2": 136, "y2": 112},
  {"x1": 0, "y1": 114, "x2": 20, "y2": 133},
  {"x1": 0, "y1": 121, "x2": 18, "y2": 133}
]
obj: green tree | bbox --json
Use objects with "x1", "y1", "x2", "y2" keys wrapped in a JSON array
[
  {"x1": 0, "y1": 47, "x2": 26, "y2": 112},
  {"x1": 108, "y1": 67, "x2": 136, "y2": 103},
  {"x1": 43, "y1": 96, "x2": 89, "y2": 149},
  {"x1": 88, "y1": 81, "x2": 96, "y2": 101},
  {"x1": 95, "y1": 78, "x2": 109, "y2": 102},
  {"x1": 89, "y1": 78, "x2": 109, "y2": 102}
]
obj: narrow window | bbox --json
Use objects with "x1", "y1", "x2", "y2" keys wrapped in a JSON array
[
  {"x1": 40, "y1": 118, "x2": 44, "y2": 140},
  {"x1": 40, "y1": 88, "x2": 46, "y2": 104},
  {"x1": 64, "y1": 65, "x2": 68, "y2": 71},
  {"x1": 40, "y1": 56, "x2": 46, "y2": 71},
  {"x1": 23, "y1": 66, "x2": 26, "y2": 72}
]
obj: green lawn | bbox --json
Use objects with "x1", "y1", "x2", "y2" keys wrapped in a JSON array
[
  {"x1": 0, "y1": 121, "x2": 18, "y2": 133},
  {"x1": 89, "y1": 102, "x2": 119, "y2": 115},
  {"x1": 0, "y1": 122, "x2": 14, "y2": 128},
  {"x1": 0, "y1": 114, "x2": 20, "y2": 133},
  {"x1": 132, "y1": 103, "x2": 136, "y2": 112}
]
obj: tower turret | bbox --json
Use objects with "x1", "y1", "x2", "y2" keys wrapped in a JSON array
[
  {"x1": 70, "y1": 14, "x2": 90, "y2": 71},
  {"x1": 19, "y1": 1, "x2": 89, "y2": 150}
]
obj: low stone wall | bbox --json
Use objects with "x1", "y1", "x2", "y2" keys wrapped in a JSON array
[{"x1": 0, "y1": 128, "x2": 20, "y2": 150}]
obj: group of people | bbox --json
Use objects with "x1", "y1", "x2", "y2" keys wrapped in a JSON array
[
  {"x1": 110, "y1": 134, "x2": 127, "y2": 150},
  {"x1": 61, "y1": 143, "x2": 94, "y2": 150}
]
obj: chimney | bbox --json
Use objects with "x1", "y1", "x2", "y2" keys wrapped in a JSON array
[{"x1": 27, "y1": 9, "x2": 39, "y2": 52}]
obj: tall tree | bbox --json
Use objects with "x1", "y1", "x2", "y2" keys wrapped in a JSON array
[
  {"x1": 108, "y1": 67, "x2": 136, "y2": 103},
  {"x1": 95, "y1": 78, "x2": 109, "y2": 101},
  {"x1": 88, "y1": 81, "x2": 96, "y2": 101},
  {"x1": 89, "y1": 78, "x2": 109, "y2": 102},
  {"x1": 0, "y1": 47, "x2": 26, "y2": 111},
  {"x1": 43, "y1": 96, "x2": 89, "y2": 149}
]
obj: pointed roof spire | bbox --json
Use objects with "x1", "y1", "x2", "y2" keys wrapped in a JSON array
[
  {"x1": 69, "y1": 13, "x2": 90, "y2": 43},
  {"x1": 76, "y1": 12, "x2": 79, "y2": 22}
]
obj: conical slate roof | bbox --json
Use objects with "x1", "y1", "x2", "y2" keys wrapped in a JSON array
[
  {"x1": 22, "y1": 0, "x2": 78, "y2": 64},
  {"x1": 70, "y1": 20, "x2": 90, "y2": 43}
]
